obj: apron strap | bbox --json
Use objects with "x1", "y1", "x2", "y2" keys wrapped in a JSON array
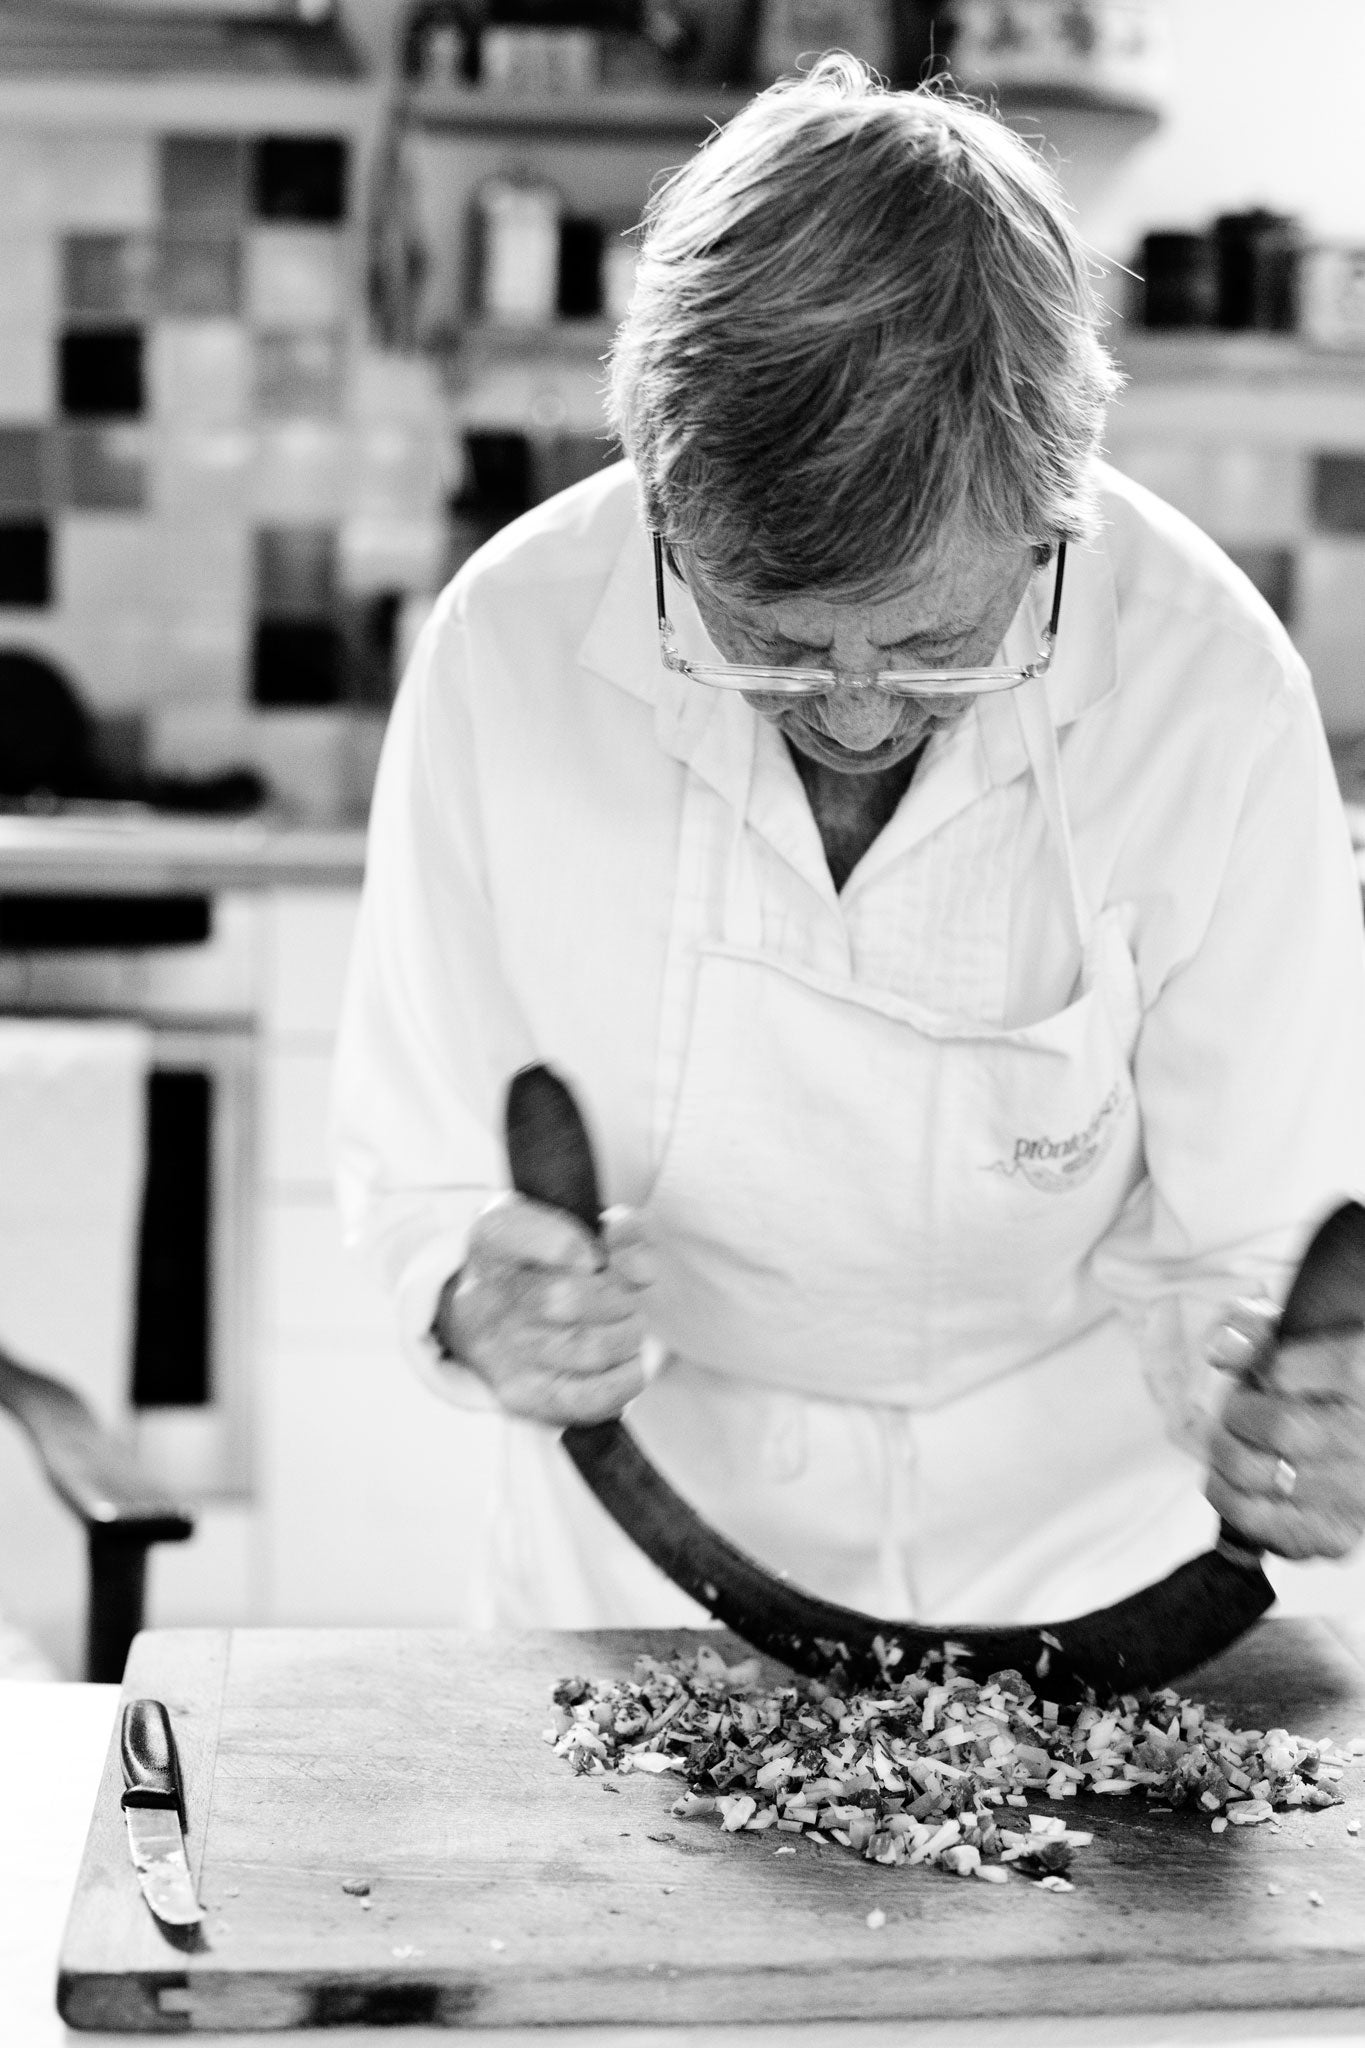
[
  {"x1": 723, "y1": 716, "x2": 763, "y2": 952},
  {"x1": 1014, "y1": 675, "x2": 1091, "y2": 959},
  {"x1": 720, "y1": 673, "x2": 1090, "y2": 959}
]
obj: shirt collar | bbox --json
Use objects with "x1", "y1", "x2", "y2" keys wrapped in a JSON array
[
  {"x1": 576, "y1": 517, "x2": 753, "y2": 808},
  {"x1": 975, "y1": 535, "x2": 1120, "y2": 787},
  {"x1": 576, "y1": 510, "x2": 1121, "y2": 798}
]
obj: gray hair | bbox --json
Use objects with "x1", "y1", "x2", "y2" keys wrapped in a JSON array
[{"x1": 607, "y1": 54, "x2": 1122, "y2": 602}]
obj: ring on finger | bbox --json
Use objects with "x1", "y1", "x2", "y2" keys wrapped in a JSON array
[{"x1": 1272, "y1": 1455, "x2": 1298, "y2": 1500}]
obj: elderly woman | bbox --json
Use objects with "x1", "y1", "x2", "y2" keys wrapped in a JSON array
[{"x1": 333, "y1": 59, "x2": 1365, "y2": 1630}]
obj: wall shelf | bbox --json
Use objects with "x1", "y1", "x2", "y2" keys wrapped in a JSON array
[
  {"x1": 1115, "y1": 331, "x2": 1365, "y2": 385},
  {"x1": 987, "y1": 79, "x2": 1162, "y2": 120},
  {"x1": 0, "y1": 3, "x2": 359, "y2": 79},
  {"x1": 402, "y1": 84, "x2": 749, "y2": 141},
  {"x1": 404, "y1": 77, "x2": 1158, "y2": 141},
  {"x1": 455, "y1": 318, "x2": 619, "y2": 358}
]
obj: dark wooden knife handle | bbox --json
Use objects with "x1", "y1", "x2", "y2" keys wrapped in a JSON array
[
  {"x1": 121, "y1": 1698, "x2": 185, "y2": 1820},
  {"x1": 506, "y1": 1065, "x2": 603, "y2": 1238}
]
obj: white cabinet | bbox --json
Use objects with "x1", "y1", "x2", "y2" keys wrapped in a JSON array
[
  {"x1": 149, "y1": 883, "x2": 499, "y2": 1639},
  {"x1": 253, "y1": 885, "x2": 498, "y2": 1628}
]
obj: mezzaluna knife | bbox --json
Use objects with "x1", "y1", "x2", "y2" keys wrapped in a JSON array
[
  {"x1": 506, "y1": 1061, "x2": 1365, "y2": 1702},
  {"x1": 121, "y1": 1697, "x2": 202, "y2": 1929}
]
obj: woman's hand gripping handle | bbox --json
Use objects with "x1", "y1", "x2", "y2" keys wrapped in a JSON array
[
  {"x1": 433, "y1": 1067, "x2": 656, "y2": 1426},
  {"x1": 1204, "y1": 1205, "x2": 1365, "y2": 1565}
]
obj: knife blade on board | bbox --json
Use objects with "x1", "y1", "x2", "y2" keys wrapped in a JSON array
[
  {"x1": 506, "y1": 1061, "x2": 1365, "y2": 1703},
  {"x1": 121, "y1": 1697, "x2": 202, "y2": 1929}
]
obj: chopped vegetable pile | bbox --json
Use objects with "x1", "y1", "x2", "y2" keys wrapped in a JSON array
[{"x1": 545, "y1": 1644, "x2": 1365, "y2": 1890}]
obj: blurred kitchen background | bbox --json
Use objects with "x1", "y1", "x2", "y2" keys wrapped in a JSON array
[{"x1": 3, "y1": 0, "x2": 1365, "y2": 1677}]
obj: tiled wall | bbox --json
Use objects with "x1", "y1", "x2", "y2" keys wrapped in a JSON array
[
  {"x1": 0, "y1": 122, "x2": 448, "y2": 785},
  {"x1": 1106, "y1": 425, "x2": 1365, "y2": 739}
]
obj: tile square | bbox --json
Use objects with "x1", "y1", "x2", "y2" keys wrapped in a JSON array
[
  {"x1": 63, "y1": 234, "x2": 156, "y2": 321},
  {"x1": 149, "y1": 701, "x2": 256, "y2": 781},
  {"x1": 143, "y1": 517, "x2": 249, "y2": 627},
  {"x1": 252, "y1": 138, "x2": 348, "y2": 225},
  {"x1": 53, "y1": 133, "x2": 156, "y2": 231},
  {"x1": 0, "y1": 134, "x2": 65, "y2": 229},
  {"x1": 254, "y1": 524, "x2": 337, "y2": 619},
  {"x1": 161, "y1": 136, "x2": 248, "y2": 229},
  {"x1": 62, "y1": 613, "x2": 169, "y2": 709},
  {"x1": 152, "y1": 425, "x2": 254, "y2": 518},
  {"x1": 59, "y1": 328, "x2": 145, "y2": 419},
  {"x1": 348, "y1": 424, "x2": 445, "y2": 517},
  {"x1": 1220, "y1": 544, "x2": 1296, "y2": 624},
  {"x1": 0, "y1": 519, "x2": 52, "y2": 606},
  {"x1": 1107, "y1": 441, "x2": 1213, "y2": 529},
  {"x1": 57, "y1": 424, "x2": 146, "y2": 511},
  {"x1": 349, "y1": 350, "x2": 443, "y2": 426},
  {"x1": 158, "y1": 235, "x2": 242, "y2": 320},
  {"x1": 251, "y1": 619, "x2": 344, "y2": 706},
  {"x1": 57, "y1": 513, "x2": 149, "y2": 619},
  {"x1": 252, "y1": 422, "x2": 346, "y2": 519},
  {"x1": 254, "y1": 330, "x2": 344, "y2": 418},
  {"x1": 339, "y1": 513, "x2": 446, "y2": 595},
  {"x1": 1203, "y1": 446, "x2": 1308, "y2": 544},
  {"x1": 0, "y1": 330, "x2": 55, "y2": 422},
  {"x1": 245, "y1": 228, "x2": 350, "y2": 329},
  {"x1": 157, "y1": 619, "x2": 248, "y2": 703},
  {"x1": 1294, "y1": 537, "x2": 1365, "y2": 736},
  {"x1": 1313, "y1": 454, "x2": 1365, "y2": 536},
  {"x1": 0, "y1": 426, "x2": 47, "y2": 512},
  {"x1": 0, "y1": 236, "x2": 59, "y2": 330},
  {"x1": 148, "y1": 321, "x2": 250, "y2": 427},
  {"x1": 339, "y1": 590, "x2": 402, "y2": 708}
]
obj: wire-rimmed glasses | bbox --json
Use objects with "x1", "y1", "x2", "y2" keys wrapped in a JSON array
[{"x1": 652, "y1": 535, "x2": 1067, "y2": 698}]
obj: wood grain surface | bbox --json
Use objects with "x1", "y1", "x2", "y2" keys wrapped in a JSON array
[{"x1": 57, "y1": 1620, "x2": 1365, "y2": 2032}]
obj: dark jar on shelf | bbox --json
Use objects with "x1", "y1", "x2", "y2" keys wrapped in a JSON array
[
  {"x1": 401, "y1": 1, "x2": 486, "y2": 88},
  {"x1": 1136, "y1": 230, "x2": 1218, "y2": 329},
  {"x1": 1213, "y1": 209, "x2": 1302, "y2": 332}
]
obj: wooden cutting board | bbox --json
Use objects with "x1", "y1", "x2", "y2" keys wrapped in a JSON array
[{"x1": 58, "y1": 1618, "x2": 1365, "y2": 2031}]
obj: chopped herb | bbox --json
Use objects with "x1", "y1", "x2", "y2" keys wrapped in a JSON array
[{"x1": 547, "y1": 1648, "x2": 1360, "y2": 1891}]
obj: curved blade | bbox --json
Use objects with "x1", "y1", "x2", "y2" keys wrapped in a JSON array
[
  {"x1": 560, "y1": 1418, "x2": 1277, "y2": 1697},
  {"x1": 506, "y1": 1066, "x2": 1365, "y2": 1698}
]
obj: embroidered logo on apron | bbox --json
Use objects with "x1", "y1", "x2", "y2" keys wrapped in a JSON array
[{"x1": 986, "y1": 1081, "x2": 1129, "y2": 1193}]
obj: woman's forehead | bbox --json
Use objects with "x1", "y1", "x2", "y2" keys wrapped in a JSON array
[{"x1": 737, "y1": 533, "x2": 1029, "y2": 641}]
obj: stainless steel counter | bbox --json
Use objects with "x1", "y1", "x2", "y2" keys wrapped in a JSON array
[
  {"x1": 1, "y1": 799, "x2": 1362, "y2": 896},
  {"x1": 0, "y1": 811, "x2": 366, "y2": 893}
]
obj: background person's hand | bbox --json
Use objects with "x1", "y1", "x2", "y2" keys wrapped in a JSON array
[
  {"x1": 434, "y1": 1196, "x2": 656, "y2": 1426},
  {"x1": 1204, "y1": 1301, "x2": 1365, "y2": 1560}
]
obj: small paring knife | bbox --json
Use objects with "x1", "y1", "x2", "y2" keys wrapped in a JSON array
[{"x1": 120, "y1": 1698, "x2": 202, "y2": 1929}]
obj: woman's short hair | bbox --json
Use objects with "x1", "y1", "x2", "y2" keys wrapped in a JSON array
[{"x1": 607, "y1": 54, "x2": 1122, "y2": 602}]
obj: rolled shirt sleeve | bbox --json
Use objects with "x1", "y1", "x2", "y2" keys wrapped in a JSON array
[{"x1": 330, "y1": 585, "x2": 537, "y2": 1408}]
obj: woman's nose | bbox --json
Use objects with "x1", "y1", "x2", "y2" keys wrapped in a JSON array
[{"x1": 818, "y1": 686, "x2": 906, "y2": 749}]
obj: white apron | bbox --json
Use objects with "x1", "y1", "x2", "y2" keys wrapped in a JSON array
[{"x1": 490, "y1": 675, "x2": 1217, "y2": 1628}]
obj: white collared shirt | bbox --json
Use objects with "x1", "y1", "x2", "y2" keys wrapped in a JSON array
[{"x1": 332, "y1": 458, "x2": 1365, "y2": 1440}]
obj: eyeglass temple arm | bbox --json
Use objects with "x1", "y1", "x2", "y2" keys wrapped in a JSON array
[
  {"x1": 652, "y1": 532, "x2": 668, "y2": 633},
  {"x1": 1047, "y1": 542, "x2": 1067, "y2": 641}
]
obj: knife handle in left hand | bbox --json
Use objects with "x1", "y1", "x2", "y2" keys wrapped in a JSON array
[{"x1": 121, "y1": 1698, "x2": 185, "y2": 1823}]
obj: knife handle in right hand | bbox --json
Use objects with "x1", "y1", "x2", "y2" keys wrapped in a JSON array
[
  {"x1": 506, "y1": 1065, "x2": 604, "y2": 1237},
  {"x1": 121, "y1": 1698, "x2": 186, "y2": 1822}
]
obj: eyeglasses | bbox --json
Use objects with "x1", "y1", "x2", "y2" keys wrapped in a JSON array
[{"x1": 652, "y1": 534, "x2": 1066, "y2": 698}]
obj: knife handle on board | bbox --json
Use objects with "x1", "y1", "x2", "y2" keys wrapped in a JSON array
[{"x1": 121, "y1": 1698, "x2": 187, "y2": 1825}]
